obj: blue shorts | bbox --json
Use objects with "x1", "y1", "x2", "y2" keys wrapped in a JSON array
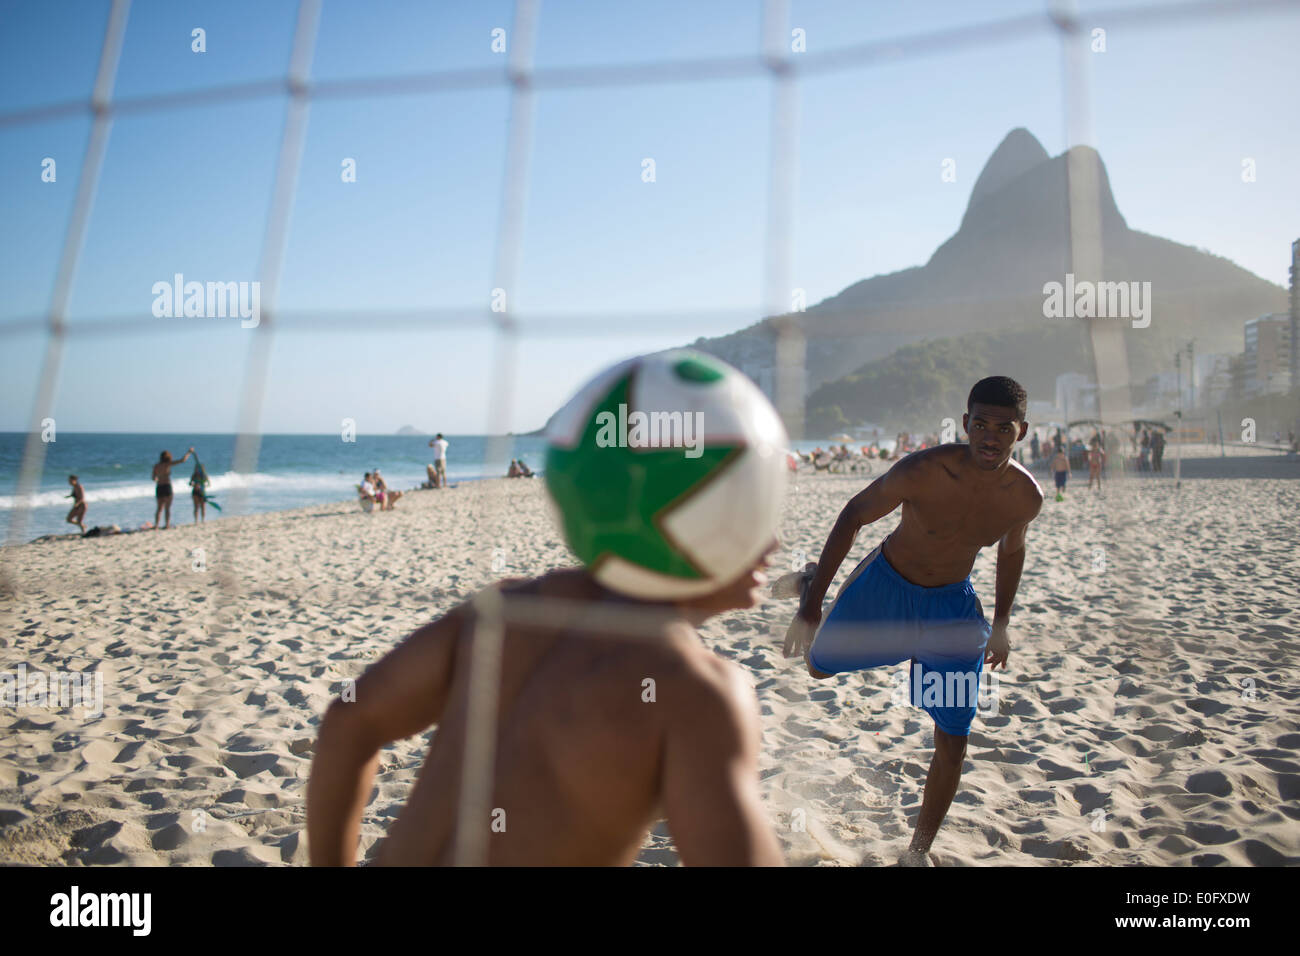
[
  {"x1": 1054, "y1": 471, "x2": 1068, "y2": 489},
  {"x1": 808, "y1": 540, "x2": 992, "y2": 737}
]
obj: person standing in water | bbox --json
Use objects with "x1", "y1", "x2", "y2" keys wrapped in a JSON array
[
  {"x1": 190, "y1": 459, "x2": 210, "y2": 523},
  {"x1": 66, "y1": 475, "x2": 86, "y2": 533},
  {"x1": 152, "y1": 447, "x2": 194, "y2": 529}
]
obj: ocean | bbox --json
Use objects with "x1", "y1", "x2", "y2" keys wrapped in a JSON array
[
  {"x1": 0, "y1": 432, "x2": 874, "y2": 541},
  {"x1": 0, "y1": 432, "x2": 550, "y2": 541}
]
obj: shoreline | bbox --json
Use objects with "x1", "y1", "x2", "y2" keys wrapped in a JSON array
[
  {"x1": 4, "y1": 474, "x2": 537, "y2": 549},
  {"x1": 9, "y1": 452, "x2": 1299, "y2": 549}
]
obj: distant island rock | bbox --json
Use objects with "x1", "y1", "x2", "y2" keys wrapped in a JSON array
[{"x1": 395, "y1": 425, "x2": 425, "y2": 436}]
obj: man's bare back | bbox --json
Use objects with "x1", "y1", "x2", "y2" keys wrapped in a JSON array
[{"x1": 310, "y1": 568, "x2": 782, "y2": 867}]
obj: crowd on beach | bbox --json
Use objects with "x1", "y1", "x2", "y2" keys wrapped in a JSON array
[
  {"x1": 356, "y1": 433, "x2": 452, "y2": 512},
  {"x1": 794, "y1": 431, "x2": 948, "y2": 475},
  {"x1": 54, "y1": 419, "x2": 1293, "y2": 536},
  {"x1": 62, "y1": 433, "x2": 459, "y2": 533},
  {"x1": 63, "y1": 445, "x2": 216, "y2": 535},
  {"x1": 1028, "y1": 425, "x2": 1165, "y2": 475},
  {"x1": 791, "y1": 423, "x2": 1185, "y2": 501}
]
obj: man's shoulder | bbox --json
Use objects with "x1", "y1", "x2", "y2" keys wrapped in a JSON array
[
  {"x1": 886, "y1": 444, "x2": 957, "y2": 477},
  {"x1": 1004, "y1": 459, "x2": 1045, "y2": 513},
  {"x1": 660, "y1": 640, "x2": 757, "y2": 735}
]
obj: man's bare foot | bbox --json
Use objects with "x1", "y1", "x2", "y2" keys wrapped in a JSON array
[{"x1": 897, "y1": 847, "x2": 935, "y2": 867}]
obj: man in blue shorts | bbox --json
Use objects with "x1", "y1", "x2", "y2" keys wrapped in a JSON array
[{"x1": 782, "y1": 377, "x2": 1043, "y2": 864}]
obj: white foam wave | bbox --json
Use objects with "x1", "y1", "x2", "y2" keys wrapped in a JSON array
[{"x1": 0, "y1": 471, "x2": 357, "y2": 511}]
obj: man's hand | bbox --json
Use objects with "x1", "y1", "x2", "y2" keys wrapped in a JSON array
[
  {"x1": 782, "y1": 606, "x2": 819, "y2": 659},
  {"x1": 984, "y1": 621, "x2": 1010, "y2": 670}
]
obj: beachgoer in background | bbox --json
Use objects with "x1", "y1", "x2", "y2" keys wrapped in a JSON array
[
  {"x1": 66, "y1": 475, "x2": 86, "y2": 533},
  {"x1": 1051, "y1": 447, "x2": 1070, "y2": 499},
  {"x1": 428, "y1": 434, "x2": 449, "y2": 487},
  {"x1": 151, "y1": 447, "x2": 194, "y2": 530},
  {"x1": 517, "y1": 459, "x2": 534, "y2": 477},
  {"x1": 373, "y1": 470, "x2": 401, "y2": 510},
  {"x1": 1029, "y1": 433, "x2": 1040, "y2": 462},
  {"x1": 1150, "y1": 428, "x2": 1165, "y2": 473},
  {"x1": 1087, "y1": 440, "x2": 1105, "y2": 491},
  {"x1": 1140, "y1": 429, "x2": 1151, "y2": 472},
  {"x1": 507, "y1": 459, "x2": 522, "y2": 478},
  {"x1": 190, "y1": 460, "x2": 210, "y2": 523},
  {"x1": 360, "y1": 472, "x2": 379, "y2": 509}
]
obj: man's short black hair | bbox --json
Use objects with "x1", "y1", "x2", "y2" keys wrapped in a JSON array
[{"x1": 967, "y1": 376, "x2": 1027, "y2": 420}]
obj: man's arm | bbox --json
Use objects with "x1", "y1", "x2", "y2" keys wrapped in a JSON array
[
  {"x1": 986, "y1": 493, "x2": 1043, "y2": 669},
  {"x1": 797, "y1": 461, "x2": 911, "y2": 624},
  {"x1": 661, "y1": 658, "x2": 783, "y2": 866},
  {"x1": 307, "y1": 607, "x2": 464, "y2": 865}
]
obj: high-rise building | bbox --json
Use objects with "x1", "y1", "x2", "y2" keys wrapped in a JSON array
[{"x1": 1243, "y1": 313, "x2": 1292, "y2": 397}]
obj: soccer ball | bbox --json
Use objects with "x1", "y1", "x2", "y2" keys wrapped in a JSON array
[{"x1": 545, "y1": 350, "x2": 789, "y2": 600}]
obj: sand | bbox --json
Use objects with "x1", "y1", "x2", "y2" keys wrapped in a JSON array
[{"x1": 2, "y1": 464, "x2": 1298, "y2": 866}]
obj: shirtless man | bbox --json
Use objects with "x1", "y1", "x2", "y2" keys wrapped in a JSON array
[
  {"x1": 309, "y1": 363, "x2": 786, "y2": 867},
  {"x1": 781, "y1": 376, "x2": 1043, "y2": 864},
  {"x1": 66, "y1": 475, "x2": 86, "y2": 533},
  {"x1": 151, "y1": 447, "x2": 193, "y2": 529},
  {"x1": 1050, "y1": 446, "x2": 1070, "y2": 500}
]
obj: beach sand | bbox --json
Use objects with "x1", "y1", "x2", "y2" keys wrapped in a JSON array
[{"x1": 2, "y1": 465, "x2": 1298, "y2": 866}]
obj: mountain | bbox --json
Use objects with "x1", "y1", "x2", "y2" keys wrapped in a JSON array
[
  {"x1": 689, "y1": 128, "x2": 1287, "y2": 427},
  {"x1": 394, "y1": 425, "x2": 425, "y2": 436}
]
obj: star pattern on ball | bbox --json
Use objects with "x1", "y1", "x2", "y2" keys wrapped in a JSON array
[{"x1": 545, "y1": 371, "x2": 740, "y2": 580}]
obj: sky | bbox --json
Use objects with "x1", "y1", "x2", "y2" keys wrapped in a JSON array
[{"x1": 1, "y1": 0, "x2": 1297, "y2": 435}]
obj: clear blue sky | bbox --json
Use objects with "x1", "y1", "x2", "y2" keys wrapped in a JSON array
[{"x1": 2, "y1": 0, "x2": 1297, "y2": 434}]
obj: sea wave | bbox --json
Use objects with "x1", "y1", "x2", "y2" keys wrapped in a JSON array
[{"x1": 0, "y1": 471, "x2": 358, "y2": 511}]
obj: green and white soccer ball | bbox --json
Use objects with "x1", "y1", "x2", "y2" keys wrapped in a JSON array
[{"x1": 545, "y1": 349, "x2": 789, "y2": 600}]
